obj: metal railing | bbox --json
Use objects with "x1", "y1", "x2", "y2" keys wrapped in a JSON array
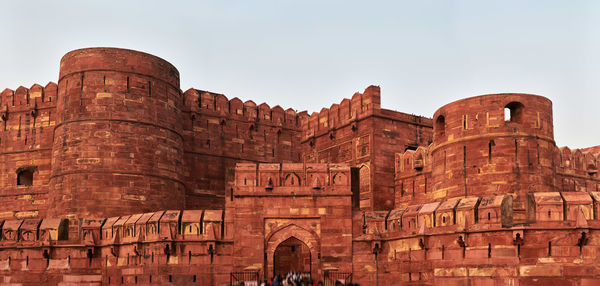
[
  {"x1": 324, "y1": 271, "x2": 352, "y2": 286},
  {"x1": 230, "y1": 271, "x2": 260, "y2": 286}
]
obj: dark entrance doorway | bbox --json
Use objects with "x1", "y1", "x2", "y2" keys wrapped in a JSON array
[{"x1": 273, "y1": 237, "x2": 311, "y2": 277}]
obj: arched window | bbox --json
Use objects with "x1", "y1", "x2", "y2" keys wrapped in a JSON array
[
  {"x1": 435, "y1": 115, "x2": 446, "y2": 137},
  {"x1": 504, "y1": 102, "x2": 524, "y2": 123}
]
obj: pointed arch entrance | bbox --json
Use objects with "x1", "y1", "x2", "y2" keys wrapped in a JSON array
[
  {"x1": 265, "y1": 223, "x2": 320, "y2": 280},
  {"x1": 273, "y1": 237, "x2": 311, "y2": 276}
]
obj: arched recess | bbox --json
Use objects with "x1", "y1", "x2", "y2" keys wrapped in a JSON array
[
  {"x1": 358, "y1": 164, "x2": 371, "y2": 209},
  {"x1": 273, "y1": 237, "x2": 311, "y2": 275},
  {"x1": 283, "y1": 173, "x2": 301, "y2": 186},
  {"x1": 435, "y1": 115, "x2": 445, "y2": 138},
  {"x1": 265, "y1": 224, "x2": 320, "y2": 280},
  {"x1": 332, "y1": 172, "x2": 348, "y2": 185}
]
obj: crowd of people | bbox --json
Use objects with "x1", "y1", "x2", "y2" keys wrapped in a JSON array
[{"x1": 255, "y1": 272, "x2": 360, "y2": 286}]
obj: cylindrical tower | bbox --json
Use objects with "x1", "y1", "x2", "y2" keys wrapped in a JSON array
[
  {"x1": 48, "y1": 48, "x2": 185, "y2": 218},
  {"x1": 429, "y1": 93, "x2": 556, "y2": 199}
]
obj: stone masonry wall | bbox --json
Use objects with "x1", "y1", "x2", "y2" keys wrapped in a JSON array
[
  {"x1": 301, "y1": 86, "x2": 432, "y2": 211},
  {"x1": 0, "y1": 83, "x2": 57, "y2": 220},
  {"x1": 181, "y1": 89, "x2": 306, "y2": 209}
]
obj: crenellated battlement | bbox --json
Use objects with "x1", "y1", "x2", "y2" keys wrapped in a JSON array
[
  {"x1": 0, "y1": 83, "x2": 57, "y2": 135},
  {"x1": 183, "y1": 88, "x2": 307, "y2": 130},
  {"x1": 0, "y1": 82, "x2": 58, "y2": 108},
  {"x1": 301, "y1": 85, "x2": 381, "y2": 140},
  {"x1": 2, "y1": 47, "x2": 600, "y2": 285}
]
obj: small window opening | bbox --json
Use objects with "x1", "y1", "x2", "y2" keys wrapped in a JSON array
[
  {"x1": 434, "y1": 115, "x2": 446, "y2": 136},
  {"x1": 17, "y1": 167, "x2": 36, "y2": 186},
  {"x1": 488, "y1": 212, "x2": 491, "y2": 221},
  {"x1": 548, "y1": 210, "x2": 551, "y2": 218},
  {"x1": 442, "y1": 216, "x2": 446, "y2": 224},
  {"x1": 488, "y1": 140, "x2": 495, "y2": 163},
  {"x1": 441, "y1": 245, "x2": 445, "y2": 259},
  {"x1": 488, "y1": 243, "x2": 492, "y2": 258},
  {"x1": 548, "y1": 241, "x2": 552, "y2": 257},
  {"x1": 505, "y1": 102, "x2": 524, "y2": 123},
  {"x1": 169, "y1": 275, "x2": 172, "y2": 282},
  {"x1": 193, "y1": 275, "x2": 197, "y2": 282},
  {"x1": 126, "y1": 77, "x2": 130, "y2": 93}
]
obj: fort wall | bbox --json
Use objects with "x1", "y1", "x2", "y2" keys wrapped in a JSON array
[
  {"x1": 301, "y1": 86, "x2": 433, "y2": 211},
  {"x1": 1, "y1": 48, "x2": 600, "y2": 285},
  {"x1": 48, "y1": 48, "x2": 185, "y2": 219},
  {"x1": 180, "y1": 89, "x2": 306, "y2": 209},
  {"x1": 352, "y1": 191, "x2": 600, "y2": 285},
  {"x1": 0, "y1": 83, "x2": 57, "y2": 220}
]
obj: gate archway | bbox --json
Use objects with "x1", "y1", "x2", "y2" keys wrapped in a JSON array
[
  {"x1": 273, "y1": 237, "x2": 311, "y2": 276},
  {"x1": 265, "y1": 224, "x2": 320, "y2": 281}
]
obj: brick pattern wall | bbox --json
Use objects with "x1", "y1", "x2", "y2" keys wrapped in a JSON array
[
  {"x1": 1, "y1": 48, "x2": 599, "y2": 285},
  {"x1": 180, "y1": 88, "x2": 306, "y2": 209},
  {"x1": 301, "y1": 86, "x2": 432, "y2": 211},
  {"x1": 48, "y1": 48, "x2": 186, "y2": 219},
  {"x1": 0, "y1": 83, "x2": 57, "y2": 220}
]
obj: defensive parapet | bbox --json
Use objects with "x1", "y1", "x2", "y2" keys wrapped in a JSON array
[
  {"x1": 48, "y1": 48, "x2": 185, "y2": 219},
  {"x1": 301, "y1": 85, "x2": 381, "y2": 141},
  {"x1": 351, "y1": 191, "x2": 600, "y2": 284},
  {"x1": 0, "y1": 82, "x2": 58, "y2": 219},
  {"x1": 0, "y1": 210, "x2": 229, "y2": 285},
  {"x1": 179, "y1": 89, "x2": 307, "y2": 209},
  {"x1": 554, "y1": 146, "x2": 600, "y2": 192},
  {"x1": 183, "y1": 89, "x2": 304, "y2": 130}
]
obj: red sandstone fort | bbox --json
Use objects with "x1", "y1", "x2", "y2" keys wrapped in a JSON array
[{"x1": 0, "y1": 47, "x2": 599, "y2": 285}]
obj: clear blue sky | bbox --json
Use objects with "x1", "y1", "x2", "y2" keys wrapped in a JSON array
[{"x1": 1, "y1": 1, "x2": 599, "y2": 148}]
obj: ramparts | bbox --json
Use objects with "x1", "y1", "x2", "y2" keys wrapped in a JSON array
[{"x1": 1, "y1": 48, "x2": 600, "y2": 285}]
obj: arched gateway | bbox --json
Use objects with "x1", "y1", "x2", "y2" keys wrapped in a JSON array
[
  {"x1": 273, "y1": 237, "x2": 311, "y2": 276},
  {"x1": 265, "y1": 224, "x2": 321, "y2": 280}
]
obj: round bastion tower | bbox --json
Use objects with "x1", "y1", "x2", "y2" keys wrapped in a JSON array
[
  {"x1": 430, "y1": 93, "x2": 556, "y2": 199},
  {"x1": 48, "y1": 48, "x2": 185, "y2": 218}
]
